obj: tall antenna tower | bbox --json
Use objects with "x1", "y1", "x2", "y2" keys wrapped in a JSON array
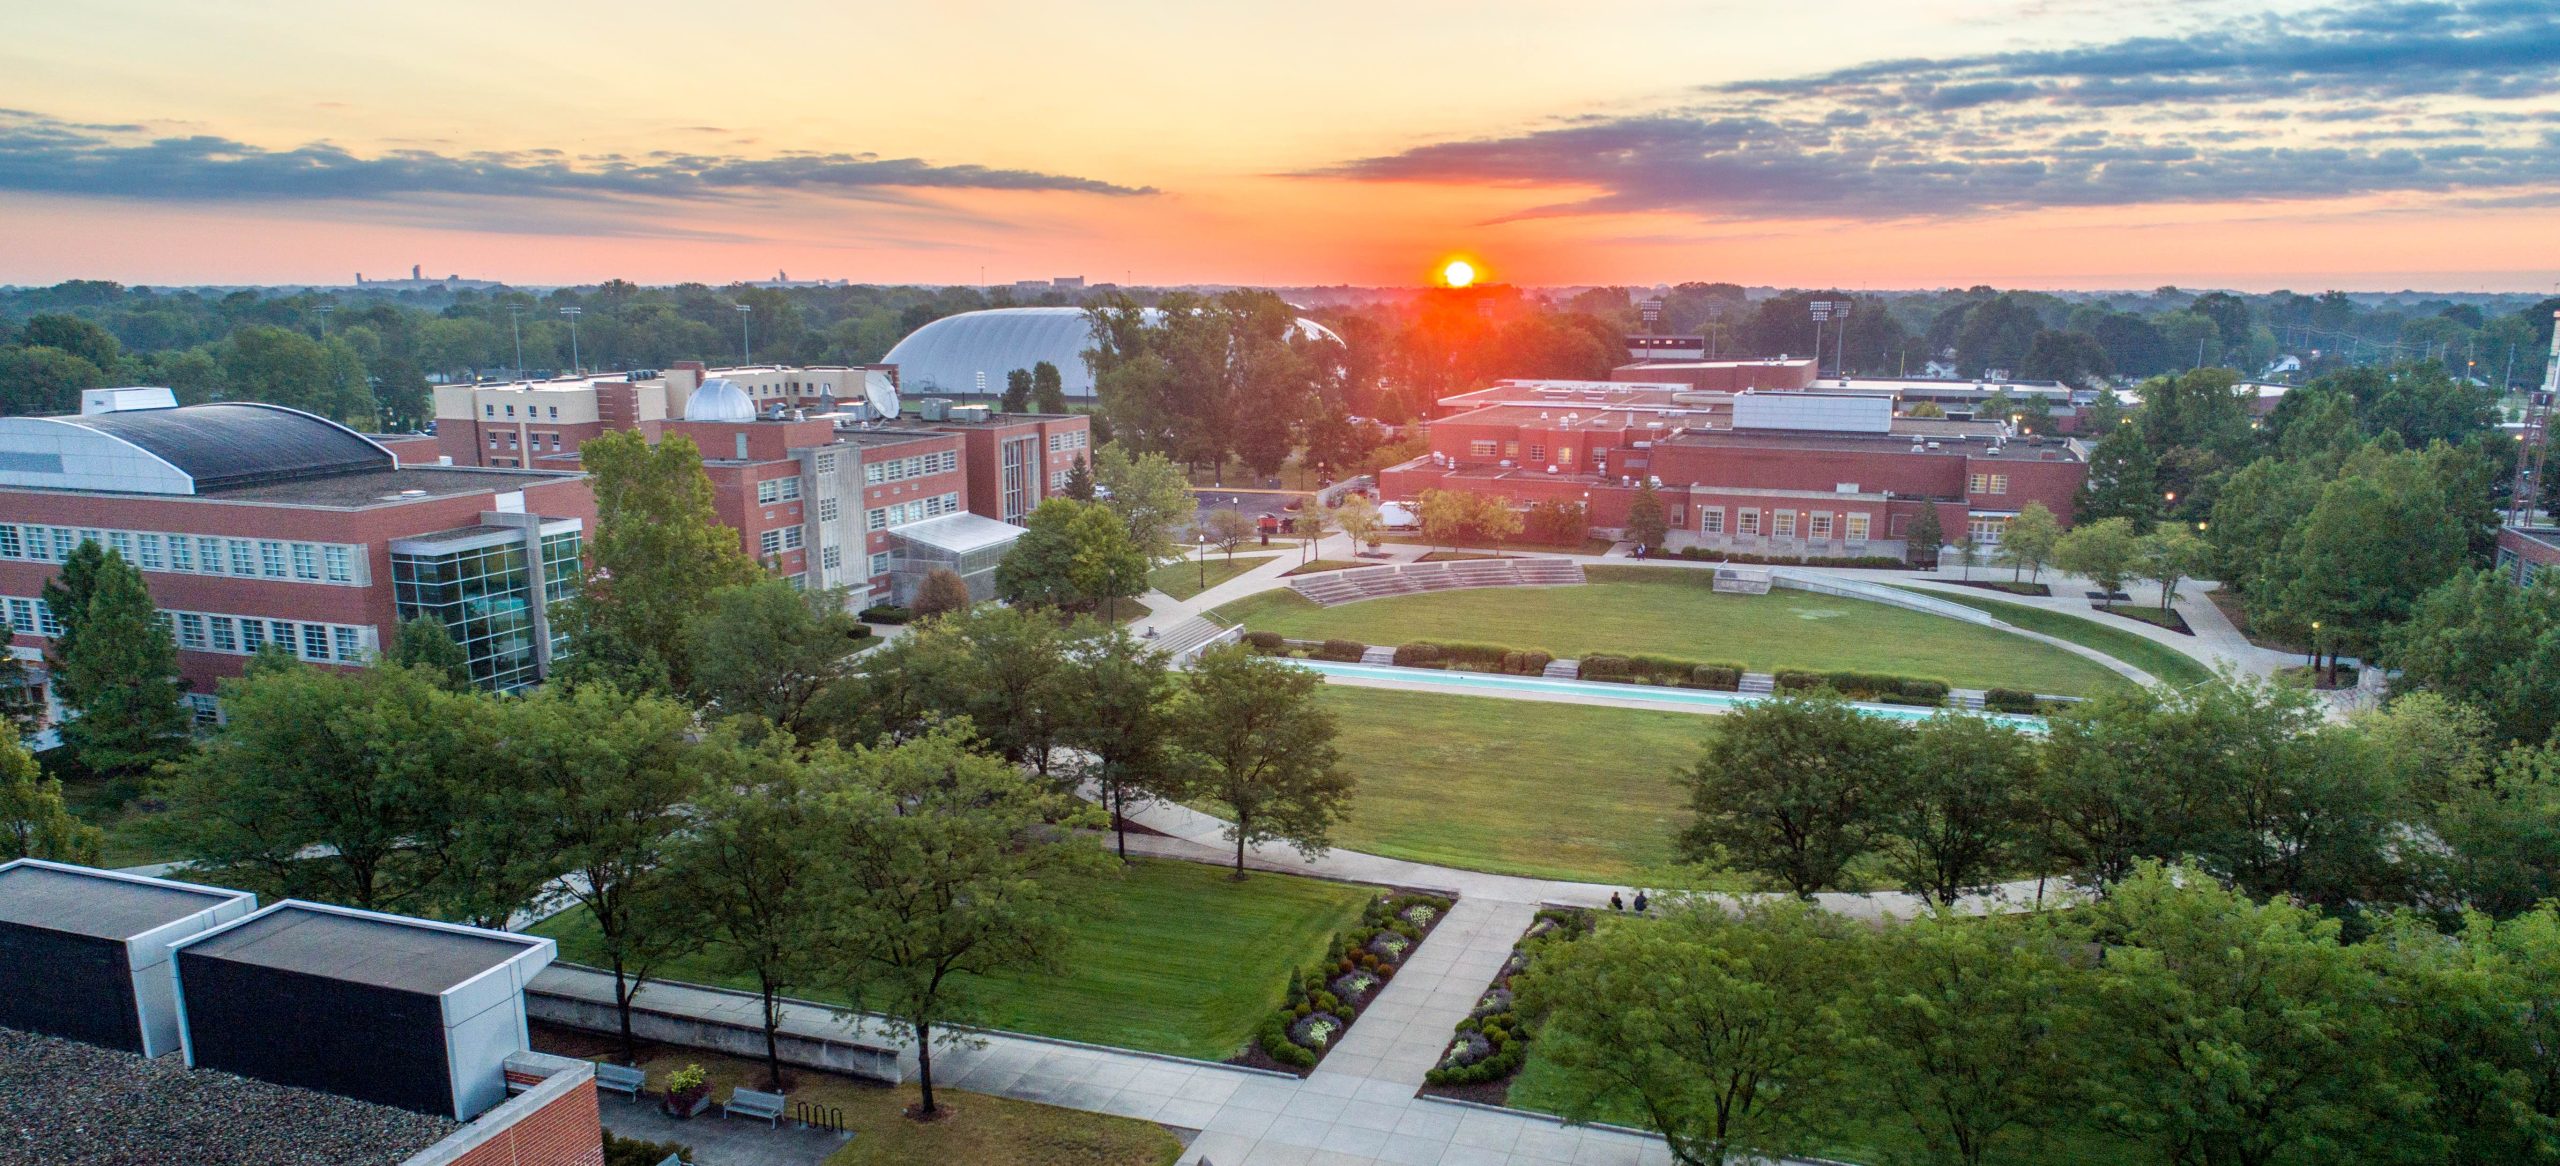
[{"x1": 2505, "y1": 309, "x2": 2560, "y2": 545}]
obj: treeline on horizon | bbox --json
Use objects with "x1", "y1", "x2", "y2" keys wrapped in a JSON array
[{"x1": 0, "y1": 277, "x2": 2553, "y2": 433}]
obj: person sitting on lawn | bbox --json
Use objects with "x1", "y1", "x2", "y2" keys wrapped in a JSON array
[
  {"x1": 1632, "y1": 890, "x2": 1649, "y2": 913},
  {"x1": 1608, "y1": 892, "x2": 1624, "y2": 911}
]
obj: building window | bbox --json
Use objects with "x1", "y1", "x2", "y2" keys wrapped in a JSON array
[
  {"x1": 1001, "y1": 436, "x2": 1036, "y2": 524},
  {"x1": 1469, "y1": 440, "x2": 1498, "y2": 457},
  {"x1": 170, "y1": 537, "x2": 194, "y2": 572},
  {"x1": 817, "y1": 452, "x2": 837, "y2": 474},
  {"x1": 333, "y1": 626, "x2": 362, "y2": 661},
  {"x1": 484, "y1": 404, "x2": 494, "y2": 417},
  {"x1": 1968, "y1": 515, "x2": 2009, "y2": 544},
  {"x1": 782, "y1": 527, "x2": 804, "y2": 550},
  {"x1": 1810, "y1": 512, "x2": 1833, "y2": 539},
  {"x1": 259, "y1": 541, "x2": 288, "y2": 578},
  {"x1": 228, "y1": 540, "x2": 257, "y2": 575},
  {"x1": 1700, "y1": 507, "x2": 1723, "y2": 535},
  {"x1": 50, "y1": 529, "x2": 74, "y2": 561},
  {"x1": 870, "y1": 551, "x2": 892, "y2": 576},
  {"x1": 867, "y1": 508, "x2": 888, "y2": 532},
  {"x1": 206, "y1": 537, "x2": 232, "y2": 574},
  {"x1": 1774, "y1": 510, "x2": 1797, "y2": 538},
  {"x1": 760, "y1": 529, "x2": 784, "y2": 556},
  {"x1": 1526, "y1": 443, "x2": 1545, "y2": 463},
  {"x1": 0, "y1": 526, "x2": 18, "y2": 560},
  {"x1": 324, "y1": 545, "x2": 352, "y2": 583},
  {"x1": 107, "y1": 531, "x2": 135, "y2": 561},
  {"x1": 548, "y1": 406, "x2": 558, "y2": 419},
  {"x1": 240, "y1": 619, "x2": 266, "y2": 652},
  {"x1": 1738, "y1": 509, "x2": 1761, "y2": 536},
  {"x1": 1847, "y1": 513, "x2": 1871, "y2": 542},
  {"x1": 185, "y1": 693, "x2": 222, "y2": 728},
  {"x1": 291, "y1": 543, "x2": 320, "y2": 580},
  {"x1": 822, "y1": 546, "x2": 843, "y2": 570},
  {"x1": 209, "y1": 616, "x2": 238, "y2": 653},
  {"x1": 138, "y1": 534, "x2": 164, "y2": 570},
  {"x1": 1968, "y1": 473, "x2": 2009, "y2": 495},
  {"x1": 819, "y1": 498, "x2": 840, "y2": 523},
  {"x1": 504, "y1": 404, "x2": 515, "y2": 418},
  {"x1": 176, "y1": 613, "x2": 208, "y2": 650},
  {"x1": 1502, "y1": 441, "x2": 1520, "y2": 458},
  {"x1": 6, "y1": 599, "x2": 36, "y2": 636},
  {"x1": 301, "y1": 624, "x2": 331, "y2": 661}
]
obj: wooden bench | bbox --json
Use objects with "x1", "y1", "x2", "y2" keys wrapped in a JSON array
[
  {"x1": 725, "y1": 1087, "x2": 786, "y2": 1128},
  {"x1": 594, "y1": 1063, "x2": 647, "y2": 1102}
]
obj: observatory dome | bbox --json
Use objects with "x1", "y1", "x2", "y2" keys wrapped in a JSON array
[{"x1": 683, "y1": 378, "x2": 757, "y2": 422}]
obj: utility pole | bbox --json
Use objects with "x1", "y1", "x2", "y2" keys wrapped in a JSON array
[
  {"x1": 735, "y1": 302, "x2": 753, "y2": 365},
  {"x1": 507, "y1": 305, "x2": 525, "y2": 373},
  {"x1": 558, "y1": 306, "x2": 582, "y2": 374}
]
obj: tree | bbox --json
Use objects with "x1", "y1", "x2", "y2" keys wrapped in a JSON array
[
  {"x1": 1524, "y1": 499, "x2": 1588, "y2": 547},
  {"x1": 1947, "y1": 529, "x2": 1981, "y2": 581},
  {"x1": 2383, "y1": 568, "x2": 2560, "y2": 745},
  {"x1": 1848, "y1": 911, "x2": 2089, "y2": 1166},
  {"x1": 1001, "y1": 367, "x2": 1033, "y2": 413},
  {"x1": 1678, "y1": 690, "x2": 1901, "y2": 897},
  {"x1": 1173, "y1": 644, "x2": 1354, "y2": 876},
  {"x1": 37, "y1": 539, "x2": 107, "y2": 708},
  {"x1": 1063, "y1": 628, "x2": 1185, "y2": 860},
  {"x1": 1473, "y1": 493, "x2": 1523, "y2": 554},
  {"x1": 910, "y1": 566, "x2": 973, "y2": 619},
  {"x1": 57, "y1": 552, "x2": 189, "y2": 779},
  {"x1": 1060, "y1": 453, "x2": 1095, "y2": 502},
  {"x1": 389, "y1": 616, "x2": 473, "y2": 691},
  {"x1": 2257, "y1": 446, "x2": 2469, "y2": 674},
  {"x1": 2204, "y1": 457, "x2": 2322, "y2": 593},
  {"x1": 0, "y1": 345, "x2": 108, "y2": 416},
  {"x1": 1517, "y1": 901, "x2": 1857, "y2": 1166},
  {"x1": 1995, "y1": 502, "x2": 2060, "y2": 583},
  {"x1": 804, "y1": 726, "x2": 1111, "y2": 1118},
  {"x1": 2073, "y1": 425, "x2": 2161, "y2": 526},
  {"x1": 2361, "y1": 907, "x2": 2560, "y2": 1164},
  {"x1": 1334, "y1": 494, "x2": 1385, "y2": 553},
  {"x1": 1877, "y1": 715, "x2": 2041, "y2": 907},
  {"x1": 994, "y1": 498, "x2": 1149, "y2": 617},
  {"x1": 667, "y1": 735, "x2": 826, "y2": 1090},
  {"x1": 559, "y1": 430, "x2": 761, "y2": 694},
  {"x1": 1092, "y1": 446, "x2": 1195, "y2": 563},
  {"x1": 684, "y1": 579, "x2": 868, "y2": 741},
  {"x1": 1419, "y1": 488, "x2": 1475, "y2": 552},
  {"x1": 855, "y1": 605, "x2": 1078, "y2": 780},
  {"x1": 1202, "y1": 507, "x2": 1256, "y2": 561},
  {"x1": 155, "y1": 662, "x2": 468, "y2": 912},
  {"x1": 1904, "y1": 503, "x2": 1945, "y2": 566},
  {"x1": 0, "y1": 652, "x2": 37, "y2": 743},
  {"x1": 1030, "y1": 360, "x2": 1067, "y2": 413},
  {"x1": 2429, "y1": 744, "x2": 2560, "y2": 919},
  {"x1": 2052, "y1": 516, "x2": 2140, "y2": 596},
  {"x1": 2133, "y1": 521, "x2": 2207, "y2": 610},
  {"x1": 1293, "y1": 506, "x2": 1333, "y2": 565},
  {"x1": 16, "y1": 314, "x2": 121, "y2": 371},
  {"x1": 2017, "y1": 330, "x2": 2113, "y2": 388},
  {"x1": 505, "y1": 683, "x2": 703, "y2": 1064},
  {"x1": 2085, "y1": 864, "x2": 2392, "y2": 1166},
  {"x1": 1625, "y1": 480, "x2": 1670, "y2": 548},
  {"x1": 0, "y1": 736, "x2": 102, "y2": 863}
]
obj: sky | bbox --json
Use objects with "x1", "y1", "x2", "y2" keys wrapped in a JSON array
[{"x1": 3, "y1": 0, "x2": 2558, "y2": 291}]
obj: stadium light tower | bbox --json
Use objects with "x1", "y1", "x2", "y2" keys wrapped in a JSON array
[
  {"x1": 736, "y1": 303, "x2": 753, "y2": 366},
  {"x1": 558, "y1": 306, "x2": 582, "y2": 374}
]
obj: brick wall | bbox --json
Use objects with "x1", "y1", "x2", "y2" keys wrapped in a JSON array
[{"x1": 423, "y1": 1077, "x2": 604, "y2": 1166}]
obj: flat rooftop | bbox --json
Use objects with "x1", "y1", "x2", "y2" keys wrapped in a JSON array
[
  {"x1": 0, "y1": 1025, "x2": 457, "y2": 1166},
  {"x1": 832, "y1": 425, "x2": 962, "y2": 448},
  {"x1": 197, "y1": 465, "x2": 579, "y2": 508},
  {"x1": 1663, "y1": 427, "x2": 2078, "y2": 459},
  {"x1": 0, "y1": 864, "x2": 243, "y2": 941},
  {"x1": 184, "y1": 905, "x2": 540, "y2": 996},
  {"x1": 1440, "y1": 402, "x2": 1723, "y2": 429}
]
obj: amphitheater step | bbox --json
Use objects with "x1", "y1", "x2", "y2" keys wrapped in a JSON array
[
  {"x1": 1151, "y1": 617, "x2": 1231, "y2": 662},
  {"x1": 1738, "y1": 672, "x2": 1776, "y2": 694},
  {"x1": 1543, "y1": 659, "x2": 1580, "y2": 679},
  {"x1": 1360, "y1": 646, "x2": 1397, "y2": 666}
]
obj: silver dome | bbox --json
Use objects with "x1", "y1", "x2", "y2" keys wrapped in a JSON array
[
  {"x1": 885, "y1": 306, "x2": 1342, "y2": 400},
  {"x1": 683, "y1": 377, "x2": 756, "y2": 422}
]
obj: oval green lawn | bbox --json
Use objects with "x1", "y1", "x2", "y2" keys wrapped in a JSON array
[{"x1": 1214, "y1": 565, "x2": 2129, "y2": 696}]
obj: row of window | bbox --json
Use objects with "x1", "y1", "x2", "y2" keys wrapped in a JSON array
[
  {"x1": 756, "y1": 475, "x2": 804, "y2": 504},
  {"x1": 1700, "y1": 508, "x2": 1874, "y2": 542},
  {"x1": 864, "y1": 449, "x2": 958, "y2": 484},
  {"x1": 5, "y1": 596, "x2": 373, "y2": 664},
  {"x1": 484, "y1": 402, "x2": 562, "y2": 419},
  {"x1": 1047, "y1": 430, "x2": 1089, "y2": 454},
  {"x1": 1967, "y1": 473, "x2": 2011, "y2": 495},
  {"x1": 489, "y1": 431, "x2": 564, "y2": 452},
  {"x1": 1467, "y1": 439, "x2": 1573, "y2": 465},
  {"x1": 758, "y1": 526, "x2": 807, "y2": 556},
  {"x1": 0, "y1": 525, "x2": 359, "y2": 584},
  {"x1": 867, "y1": 492, "x2": 961, "y2": 531}
]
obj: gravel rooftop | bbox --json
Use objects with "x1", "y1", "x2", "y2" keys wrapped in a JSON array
[{"x1": 0, "y1": 1026, "x2": 459, "y2": 1166}]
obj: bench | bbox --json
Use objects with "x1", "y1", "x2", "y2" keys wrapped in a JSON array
[
  {"x1": 725, "y1": 1087, "x2": 787, "y2": 1128},
  {"x1": 594, "y1": 1063, "x2": 646, "y2": 1102}
]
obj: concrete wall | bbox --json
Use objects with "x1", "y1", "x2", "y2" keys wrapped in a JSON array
[{"x1": 524, "y1": 986, "x2": 912, "y2": 1085}]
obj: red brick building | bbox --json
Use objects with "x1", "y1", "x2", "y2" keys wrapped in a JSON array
[
  {"x1": 0, "y1": 396, "x2": 595, "y2": 732},
  {"x1": 1382, "y1": 385, "x2": 2089, "y2": 557}
]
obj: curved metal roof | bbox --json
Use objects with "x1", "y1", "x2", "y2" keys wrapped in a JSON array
[
  {"x1": 72, "y1": 403, "x2": 391, "y2": 491},
  {"x1": 885, "y1": 307, "x2": 1342, "y2": 399},
  {"x1": 683, "y1": 378, "x2": 757, "y2": 422}
]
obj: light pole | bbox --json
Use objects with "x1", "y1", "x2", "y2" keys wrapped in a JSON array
[
  {"x1": 1196, "y1": 531, "x2": 1207, "y2": 591},
  {"x1": 313, "y1": 303, "x2": 333, "y2": 337},
  {"x1": 1809, "y1": 300, "x2": 1836, "y2": 378},
  {"x1": 558, "y1": 306, "x2": 582, "y2": 374},
  {"x1": 735, "y1": 303, "x2": 753, "y2": 365},
  {"x1": 506, "y1": 305, "x2": 526, "y2": 373}
]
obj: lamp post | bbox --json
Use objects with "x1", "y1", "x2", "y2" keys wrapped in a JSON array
[
  {"x1": 1196, "y1": 531, "x2": 1207, "y2": 592},
  {"x1": 558, "y1": 306, "x2": 582, "y2": 374},
  {"x1": 735, "y1": 303, "x2": 753, "y2": 365}
]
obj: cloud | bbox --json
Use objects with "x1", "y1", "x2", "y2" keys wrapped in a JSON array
[
  {"x1": 0, "y1": 111, "x2": 1156, "y2": 206},
  {"x1": 1308, "y1": 0, "x2": 2560, "y2": 220}
]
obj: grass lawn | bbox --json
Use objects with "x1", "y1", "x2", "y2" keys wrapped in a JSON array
[
  {"x1": 1317, "y1": 687, "x2": 1707, "y2": 883},
  {"x1": 1210, "y1": 565, "x2": 2131, "y2": 696},
  {"x1": 575, "y1": 1044, "x2": 1181, "y2": 1166},
  {"x1": 1899, "y1": 588, "x2": 2214, "y2": 688},
  {"x1": 531, "y1": 857, "x2": 1370, "y2": 1061},
  {"x1": 1148, "y1": 554, "x2": 1277, "y2": 600}
]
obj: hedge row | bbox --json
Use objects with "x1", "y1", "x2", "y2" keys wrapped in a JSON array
[
  {"x1": 1981, "y1": 687, "x2": 2047, "y2": 714},
  {"x1": 1774, "y1": 669, "x2": 1951, "y2": 706},
  {"x1": 1390, "y1": 641, "x2": 1553, "y2": 675},
  {"x1": 1673, "y1": 548, "x2": 1913, "y2": 569},
  {"x1": 1314, "y1": 639, "x2": 1368, "y2": 662},
  {"x1": 858, "y1": 604, "x2": 913, "y2": 624},
  {"x1": 1243, "y1": 631, "x2": 1286, "y2": 654},
  {"x1": 1576, "y1": 653, "x2": 1746, "y2": 691}
]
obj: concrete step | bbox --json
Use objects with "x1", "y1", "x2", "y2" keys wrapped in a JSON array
[
  {"x1": 1360, "y1": 646, "x2": 1397, "y2": 665},
  {"x1": 1543, "y1": 659, "x2": 1579, "y2": 679},
  {"x1": 1738, "y1": 672, "x2": 1776, "y2": 694}
]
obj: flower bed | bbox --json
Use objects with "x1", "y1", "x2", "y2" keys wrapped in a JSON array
[
  {"x1": 1422, "y1": 907, "x2": 1595, "y2": 1101},
  {"x1": 1242, "y1": 890, "x2": 1454, "y2": 1074}
]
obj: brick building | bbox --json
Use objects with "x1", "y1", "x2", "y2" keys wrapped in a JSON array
[
  {"x1": 431, "y1": 364, "x2": 1090, "y2": 604},
  {"x1": 1382, "y1": 384, "x2": 2089, "y2": 558},
  {"x1": 0, "y1": 392, "x2": 594, "y2": 733}
]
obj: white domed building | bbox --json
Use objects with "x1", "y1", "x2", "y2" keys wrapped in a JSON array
[{"x1": 885, "y1": 306, "x2": 1343, "y2": 400}]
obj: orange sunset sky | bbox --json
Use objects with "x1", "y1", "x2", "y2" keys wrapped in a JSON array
[{"x1": 3, "y1": 0, "x2": 2557, "y2": 290}]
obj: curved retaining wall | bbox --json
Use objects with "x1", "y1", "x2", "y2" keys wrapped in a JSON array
[{"x1": 1768, "y1": 569, "x2": 2005, "y2": 626}]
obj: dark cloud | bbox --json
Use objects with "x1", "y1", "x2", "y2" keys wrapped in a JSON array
[
  {"x1": 1309, "y1": 0, "x2": 2560, "y2": 219},
  {"x1": 0, "y1": 112, "x2": 1155, "y2": 205}
]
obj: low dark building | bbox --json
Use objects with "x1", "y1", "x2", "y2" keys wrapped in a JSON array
[{"x1": 0, "y1": 859, "x2": 256, "y2": 1055}]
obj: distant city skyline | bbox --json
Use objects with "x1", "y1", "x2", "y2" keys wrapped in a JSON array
[{"x1": 3, "y1": 0, "x2": 2557, "y2": 290}]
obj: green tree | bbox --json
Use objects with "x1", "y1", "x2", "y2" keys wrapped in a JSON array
[
  {"x1": 1029, "y1": 360, "x2": 1067, "y2": 413},
  {"x1": 1904, "y1": 503, "x2": 1945, "y2": 566},
  {"x1": 684, "y1": 579, "x2": 867, "y2": 742},
  {"x1": 2052, "y1": 516, "x2": 2141, "y2": 596},
  {"x1": 218, "y1": 324, "x2": 337, "y2": 416},
  {"x1": 2073, "y1": 425, "x2": 2161, "y2": 526},
  {"x1": 1001, "y1": 367, "x2": 1033, "y2": 413},
  {"x1": 1678, "y1": 690, "x2": 1900, "y2": 896},
  {"x1": 17, "y1": 314, "x2": 122, "y2": 370},
  {"x1": 1174, "y1": 644, "x2": 1354, "y2": 876},
  {"x1": 1201, "y1": 506, "x2": 1257, "y2": 561},
  {"x1": 2257, "y1": 445, "x2": 2469, "y2": 673},
  {"x1": 155, "y1": 662, "x2": 467, "y2": 911},
  {"x1": 389, "y1": 616, "x2": 473, "y2": 691},
  {"x1": 1418, "y1": 487, "x2": 1476, "y2": 552},
  {"x1": 1060, "y1": 452, "x2": 1095, "y2": 502},
  {"x1": 37, "y1": 539, "x2": 107, "y2": 708},
  {"x1": 558, "y1": 430, "x2": 760, "y2": 694},
  {"x1": 57, "y1": 553, "x2": 190, "y2": 779},
  {"x1": 0, "y1": 345, "x2": 108, "y2": 416},
  {"x1": 2382, "y1": 569, "x2": 2560, "y2": 745},
  {"x1": 1293, "y1": 506, "x2": 1333, "y2": 565},
  {"x1": 1877, "y1": 715, "x2": 2041, "y2": 907},
  {"x1": 1064, "y1": 628, "x2": 1185, "y2": 860},
  {"x1": 2429, "y1": 743, "x2": 2560, "y2": 919},
  {"x1": 667, "y1": 735, "x2": 827, "y2": 1090},
  {"x1": 2017, "y1": 329, "x2": 2112, "y2": 389},
  {"x1": 910, "y1": 566, "x2": 973, "y2": 619},
  {"x1": 1473, "y1": 493, "x2": 1523, "y2": 553},
  {"x1": 0, "y1": 736, "x2": 103, "y2": 863},
  {"x1": 2203, "y1": 457, "x2": 2321, "y2": 594},
  {"x1": 1995, "y1": 502, "x2": 2060, "y2": 583},
  {"x1": 994, "y1": 497, "x2": 1148, "y2": 617},
  {"x1": 1517, "y1": 900, "x2": 1857, "y2": 1166},
  {"x1": 2362, "y1": 907, "x2": 2560, "y2": 1164},
  {"x1": 1334, "y1": 494, "x2": 1385, "y2": 554},
  {"x1": 2134, "y1": 521, "x2": 2208, "y2": 609},
  {"x1": 804, "y1": 726, "x2": 1111, "y2": 1118},
  {"x1": 856, "y1": 604, "x2": 1078, "y2": 780},
  {"x1": 1625, "y1": 480, "x2": 1670, "y2": 548}
]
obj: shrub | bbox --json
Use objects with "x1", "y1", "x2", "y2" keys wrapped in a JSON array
[
  {"x1": 857, "y1": 604, "x2": 912, "y2": 625},
  {"x1": 1774, "y1": 669, "x2": 1824, "y2": 691},
  {"x1": 1687, "y1": 664, "x2": 1743, "y2": 691},
  {"x1": 1258, "y1": 1011, "x2": 1316, "y2": 1068},
  {"x1": 1499, "y1": 649, "x2": 1553, "y2": 675},
  {"x1": 1982, "y1": 687, "x2": 2043, "y2": 714},
  {"x1": 1896, "y1": 678, "x2": 1950, "y2": 705},
  {"x1": 605, "y1": 1134, "x2": 695, "y2": 1166},
  {"x1": 1315, "y1": 638, "x2": 1368, "y2": 662},
  {"x1": 1243, "y1": 631, "x2": 1285, "y2": 654},
  {"x1": 1579, "y1": 653, "x2": 1630, "y2": 680},
  {"x1": 1392, "y1": 642, "x2": 1445, "y2": 667}
]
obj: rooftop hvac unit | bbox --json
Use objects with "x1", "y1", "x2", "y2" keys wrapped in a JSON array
[
  {"x1": 948, "y1": 404, "x2": 991, "y2": 423},
  {"x1": 1927, "y1": 441, "x2": 1942, "y2": 449},
  {"x1": 0, "y1": 860, "x2": 257, "y2": 1058},
  {"x1": 916, "y1": 398, "x2": 952, "y2": 421},
  {"x1": 1546, "y1": 465, "x2": 1559, "y2": 474}
]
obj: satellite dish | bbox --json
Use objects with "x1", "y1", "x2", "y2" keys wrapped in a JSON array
[{"x1": 864, "y1": 372, "x2": 901, "y2": 420}]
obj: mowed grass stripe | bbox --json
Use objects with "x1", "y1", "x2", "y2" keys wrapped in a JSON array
[{"x1": 1898, "y1": 586, "x2": 2216, "y2": 688}]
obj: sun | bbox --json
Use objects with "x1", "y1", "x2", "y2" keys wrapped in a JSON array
[{"x1": 1440, "y1": 258, "x2": 1476, "y2": 288}]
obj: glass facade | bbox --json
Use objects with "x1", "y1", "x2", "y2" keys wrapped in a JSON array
[{"x1": 391, "y1": 527, "x2": 582, "y2": 692}]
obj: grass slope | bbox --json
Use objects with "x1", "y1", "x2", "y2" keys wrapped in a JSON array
[
  {"x1": 531, "y1": 857, "x2": 1369, "y2": 1061},
  {"x1": 1148, "y1": 554, "x2": 1278, "y2": 601},
  {"x1": 1318, "y1": 687, "x2": 1707, "y2": 883},
  {"x1": 1899, "y1": 588, "x2": 2215, "y2": 688},
  {"x1": 1212, "y1": 566, "x2": 2129, "y2": 696}
]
